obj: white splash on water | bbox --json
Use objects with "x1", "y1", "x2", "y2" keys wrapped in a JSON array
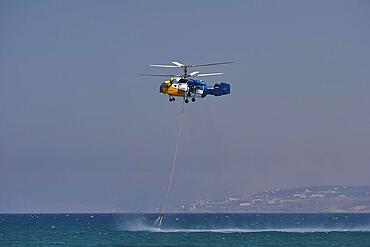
[
  {"x1": 120, "y1": 226, "x2": 370, "y2": 233},
  {"x1": 151, "y1": 228, "x2": 370, "y2": 233},
  {"x1": 115, "y1": 214, "x2": 370, "y2": 233}
]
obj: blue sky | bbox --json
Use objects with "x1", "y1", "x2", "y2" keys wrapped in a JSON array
[{"x1": 1, "y1": 0, "x2": 370, "y2": 212}]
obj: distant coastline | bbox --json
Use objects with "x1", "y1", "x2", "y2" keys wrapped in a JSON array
[
  {"x1": 162, "y1": 185, "x2": 370, "y2": 213},
  {"x1": 2, "y1": 185, "x2": 370, "y2": 214}
]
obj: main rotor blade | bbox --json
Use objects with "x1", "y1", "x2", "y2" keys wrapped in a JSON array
[
  {"x1": 149, "y1": 64, "x2": 181, "y2": 68},
  {"x1": 189, "y1": 71, "x2": 200, "y2": 76},
  {"x1": 189, "y1": 61, "x2": 234, "y2": 68},
  {"x1": 172, "y1": 61, "x2": 185, "y2": 67},
  {"x1": 196, "y1": 72, "x2": 223, "y2": 77},
  {"x1": 138, "y1": 73, "x2": 180, "y2": 77}
]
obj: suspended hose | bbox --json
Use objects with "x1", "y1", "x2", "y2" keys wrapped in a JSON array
[{"x1": 153, "y1": 99, "x2": 185, "y2": 228}]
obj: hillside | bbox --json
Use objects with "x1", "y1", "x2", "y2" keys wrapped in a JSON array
[{"x1": 167, "y1": 185, "x2": 370, "y2": 213}]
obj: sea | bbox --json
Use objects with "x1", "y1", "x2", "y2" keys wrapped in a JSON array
[{"x1": 1, "y1": 213, "x2": 370, "y2": 246}]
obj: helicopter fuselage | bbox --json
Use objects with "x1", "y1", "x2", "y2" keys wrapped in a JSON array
[{"x1": 159, "y1": 78, "x2": 230, "y2": 101}]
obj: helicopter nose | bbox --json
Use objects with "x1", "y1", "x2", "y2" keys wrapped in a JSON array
[{"x1": 159, "y1": 83, "x2": 165, "y2": 93}]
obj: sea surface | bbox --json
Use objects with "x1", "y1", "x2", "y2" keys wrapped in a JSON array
[{"x1": 1, "y1": 213, "x2": 370, "y2": 246}]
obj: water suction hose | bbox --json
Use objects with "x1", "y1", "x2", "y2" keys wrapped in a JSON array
[{"x1": 154, "y1": 99, "x2": 185, "y2": 229}]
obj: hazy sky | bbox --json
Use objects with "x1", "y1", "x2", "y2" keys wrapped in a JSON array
[{"x1": 1, "y1": 0, "x2": 370, "y2": 213}]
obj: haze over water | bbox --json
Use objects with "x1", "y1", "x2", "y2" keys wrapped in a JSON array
[{"x1": 1, "y1": 0, "x2": 370, "y2": 213}]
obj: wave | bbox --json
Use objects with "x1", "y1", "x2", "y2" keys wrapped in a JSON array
[
  {"x1": 115, "y1": 213, "x2": 370, "y2": 233},
  {"x1": 122, "y1": 225, "x2": 370, "y2": 233},
  {"x1": 154, "y1": 228, "x2": 370, "y2": 233}
]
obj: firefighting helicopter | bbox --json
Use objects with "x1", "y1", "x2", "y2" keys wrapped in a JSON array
[{"x1": 139, "y1": 61, "x2": 232, "y2": 103}]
